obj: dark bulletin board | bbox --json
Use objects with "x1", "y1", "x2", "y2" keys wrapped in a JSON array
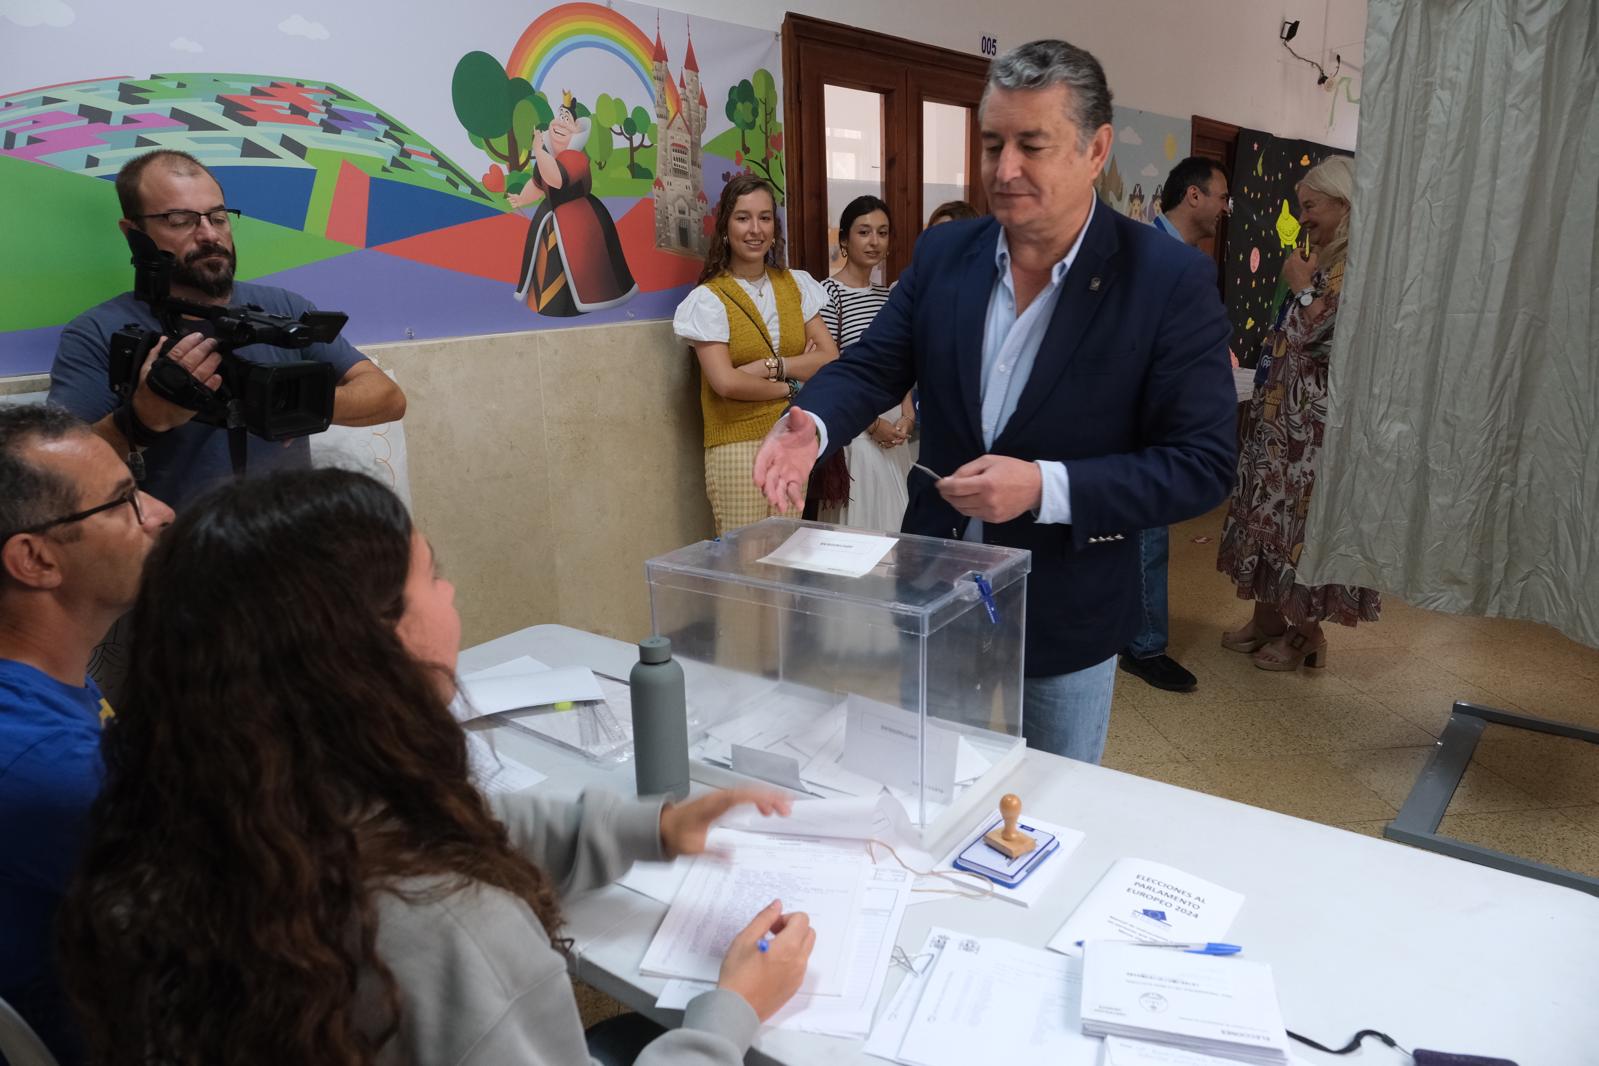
[{"x1": 1225, "y1": 129, "x2": 1353, "y2": 367}]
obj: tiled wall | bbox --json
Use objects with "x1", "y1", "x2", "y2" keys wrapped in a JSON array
[{"x1": 371, "y1": 320, "x2": 714, "y2": 646}]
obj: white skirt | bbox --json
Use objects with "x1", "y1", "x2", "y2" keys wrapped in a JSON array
[{"x1": 826, "y1": 407, "x2": 918, "y2": 533}]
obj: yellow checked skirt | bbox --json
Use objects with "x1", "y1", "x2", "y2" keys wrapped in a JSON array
[{"x1": 703, "y1": 440, "x2": 803, "y2": 536}]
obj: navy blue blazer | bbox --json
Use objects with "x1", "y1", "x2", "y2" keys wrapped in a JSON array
[{"x1": 795, "y1": 205, "x2": 1238, "y2": 676}]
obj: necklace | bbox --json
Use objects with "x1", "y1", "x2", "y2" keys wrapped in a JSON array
[{"x1": 734, "y1": 270, "x2": 769, "y2": 293}]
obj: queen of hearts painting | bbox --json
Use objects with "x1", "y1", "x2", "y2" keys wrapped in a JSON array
[{"x1": 508, "y1": 90, "x2": 638, "y2": 315}]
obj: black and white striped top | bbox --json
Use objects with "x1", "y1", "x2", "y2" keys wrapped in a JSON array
[{"x1": 819, "y1": 277, "x2": 892, "y2": 351}]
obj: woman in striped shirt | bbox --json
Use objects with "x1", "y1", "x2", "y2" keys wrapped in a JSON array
[{"x1": 819, "y1": 196, "x2": 917, "y2": 531}]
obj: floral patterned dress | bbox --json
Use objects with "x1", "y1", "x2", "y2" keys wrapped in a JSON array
[{"x1": 1217, "y1": 266, "x2": 1381, "y2": 626}]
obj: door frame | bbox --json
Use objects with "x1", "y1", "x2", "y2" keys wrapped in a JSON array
[{"x1": 782, "y1": 13, "x2": 991, "y2": 281}]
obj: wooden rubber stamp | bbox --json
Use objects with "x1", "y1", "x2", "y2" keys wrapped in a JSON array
[{"x1": 983, "y1": 793, "x2": 1037, "y2": 859}]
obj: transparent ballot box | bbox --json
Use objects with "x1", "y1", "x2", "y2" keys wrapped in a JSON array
[{"x1": 645, "y1": 518, "x2": 1030, "y2": 845}]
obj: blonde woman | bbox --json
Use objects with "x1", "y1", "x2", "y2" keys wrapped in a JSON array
[
  {"x1": 673, "y1": 176, "x2": 838, "y2": 534},
  {"x1": 1217, "y1": 156, "x2": 1378, "y2": 670}
]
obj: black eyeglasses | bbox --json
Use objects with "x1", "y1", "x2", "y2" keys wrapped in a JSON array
[
  {"x1": 132, "y1": 208, "x2": 242, "y2": 232},
  {"x1": 2, "y1": 486, "x2": 146, "y2": 541}
]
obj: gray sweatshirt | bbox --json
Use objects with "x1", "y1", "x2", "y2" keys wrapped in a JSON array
[{"x1": 366, "y1": 789, "x2": 759, "y2": 1065}]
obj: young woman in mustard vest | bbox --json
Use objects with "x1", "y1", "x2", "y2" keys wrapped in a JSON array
[{"x1": 673, "y1": 175, "x2": 838, "y2": 534}]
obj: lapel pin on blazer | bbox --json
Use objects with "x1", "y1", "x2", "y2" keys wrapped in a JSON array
[{"x1": 1089, "y1": 276, "x2": 1101, "y2": 291}]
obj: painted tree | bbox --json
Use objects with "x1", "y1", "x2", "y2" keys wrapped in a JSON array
[
  {"x1": 596, "y1": 95, "x2": 655, "y2": 179},
  {"x1": 724, "y1": 80, "x2": 758, "y2": 155},
  {"x1": 746, "y1": 68, "x2": 784, "y2": 200},
  {"x1": 451, "y1": 50, "x2": 552, "y2": 180},
  {"x1": 589, "y1": 92, "x2": 617, "y2": 171}
]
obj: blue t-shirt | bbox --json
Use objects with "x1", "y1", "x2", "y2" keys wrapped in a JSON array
[
  {"x1": 0, "y1": 659, "x2": 108, "y2": 1065},
  {"x1": 48, "y1": 281, "x2": 366, "y2": 510}
]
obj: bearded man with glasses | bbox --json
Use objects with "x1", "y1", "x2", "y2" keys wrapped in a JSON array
[
  {"x1": 0, "y1": 404, "x2": 174, "y2": 1065},
  {"x1": 47, "y1": 149, "x2": 406, "y2": 512}
]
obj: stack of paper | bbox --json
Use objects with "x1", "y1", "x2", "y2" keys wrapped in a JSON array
[
  {"x1": 864, "y1": 928, "x2": 1100, "y2": 1066},
  {"x1": 459, "y1": 656, "x2": 634, "y2": 761},
  {"x1": 1079, "y1": 942, "x2": 1291, "y2": 1065},
  {"x1": 1048, "y1": 858, "x2": 1244, "y2": 954}
]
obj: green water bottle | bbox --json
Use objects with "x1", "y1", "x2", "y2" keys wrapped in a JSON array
[{"x1": 630, "y1": 636, "x2": 689, "y2": 800}]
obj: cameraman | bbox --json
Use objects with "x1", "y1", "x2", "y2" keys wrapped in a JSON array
[{"x1": 48, "y1": 150, "x2": 406, "y2": 509}]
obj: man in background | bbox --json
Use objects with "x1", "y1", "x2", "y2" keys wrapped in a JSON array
[{"x1": 1118, "y1": 155, "x2": 1232, "y2": 694}]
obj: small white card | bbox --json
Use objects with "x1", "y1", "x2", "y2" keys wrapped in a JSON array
[
  {"x1": 758, "y1": 527, "x2": 897, "y2": 578},
  {"x1": 838, "y1": 694, "x2": 958, "y2": 804},
  {"x1": 731, "y1": 744, "x2": 808, "y2": 791}
]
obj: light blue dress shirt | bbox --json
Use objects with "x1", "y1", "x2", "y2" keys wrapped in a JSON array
[
  {"x1": 966, "y1": 199, "x2": 1096, "y2": 541},
  {"x1": 805, "y1": 200, "x2": 1096, "y2": 539}
]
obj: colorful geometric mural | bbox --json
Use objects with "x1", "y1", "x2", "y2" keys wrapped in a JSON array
[{"x1": 0, "y1": 0, "x2": 782, "y2": 377}]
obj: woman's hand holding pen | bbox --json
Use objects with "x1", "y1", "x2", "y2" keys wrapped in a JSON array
[{"x1": 718, "y1": 900, "x2": 815, "y2": 1020}]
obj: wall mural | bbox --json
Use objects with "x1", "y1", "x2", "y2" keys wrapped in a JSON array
[
  {"x1": 0, "y1": 0, "x2": 781, "y2": 376},
  {"x1": 1223, "y1": 129, "x2": 1353, "y2": 367},
  {"x1": 1095, "y1": 105, "x2": 1191, "y2": 227}
]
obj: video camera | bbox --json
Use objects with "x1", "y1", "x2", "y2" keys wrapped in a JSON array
[{"x1": 108, "y1": 227, "x2": 344, "y2": 442}]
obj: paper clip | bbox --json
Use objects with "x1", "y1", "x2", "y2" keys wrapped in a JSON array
[
  {"x1": 890, "y1": 945, "x2": 934, "y2": 976},
  {"x1": 973, "y1": 574, "x2": 999, "y2": 624}
]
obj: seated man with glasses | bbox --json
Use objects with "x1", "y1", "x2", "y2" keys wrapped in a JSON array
[
  {"x1": 0, "y1": 404, "x2": 174, "y2": 1065},
  {"x1": 48, "y1": 149, "x2": 407, "y2": 511}
]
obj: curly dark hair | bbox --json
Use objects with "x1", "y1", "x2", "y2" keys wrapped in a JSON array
[
  {"x1": 57, "y1": 468, "x2": 562, "y2": 1066},
  {"x1": 697, "y1": 174, "x2": 786, "y2": 284}
]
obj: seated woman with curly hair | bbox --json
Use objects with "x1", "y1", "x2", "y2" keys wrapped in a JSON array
[{"x1": 57, "y1": 467, "x2": 812, "y2": 1066}]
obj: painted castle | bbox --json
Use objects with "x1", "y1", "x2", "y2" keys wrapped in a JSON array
[{"x1": 651, "y1": 19, "x2": 708, "y2": 257}]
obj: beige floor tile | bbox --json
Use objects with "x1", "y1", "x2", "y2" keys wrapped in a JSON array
[
  {"x1": 1151, "y1": 502, "x2": 1598, "y2": 867},
  {"x1": 1436, "y1": 809, "x2": 1599, "y2": 879},
  {"x1": 1272, "y1": 694, "x2": 1442, "y2": 753},
  {"x1": 1139, "y1": 699, "x2": 1321, "y2": 759},
  {"x1": 1324, "y1": 647, "x2": 1472, "y2": 694},
  {"x1": 1475, "y1": 676, "x2": 1599, "y2": 729},
  {"x1": 1373, "y1": 681, "x2": 1505, "y2": 737},
  {"x1": 1470, "y1": 731, "x2": 1599, "y2": 806},
  {"x1": 1558, "y1": 806, "x2": 1599, "y2": 835},
  {"x1": 1328, "y1": 819, "x2": 1392, "y2": 839},
  {"x1": 1118, "y1": 759, "x2": 1217, "y2": 793},
  {"x1": 1102, "y1": 705, "x2": 1186, "y2": 766},
  {"x1": 1188, "y1": 753, "x2": 1396, "y2": 823},
  {"x1": 1322, "y1": 747, "x2": 1543, "y2": 813}
]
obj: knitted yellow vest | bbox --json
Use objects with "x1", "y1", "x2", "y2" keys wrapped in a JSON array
[{"x1": 698, "y1": 270, "x2": 806, "y2": 447}]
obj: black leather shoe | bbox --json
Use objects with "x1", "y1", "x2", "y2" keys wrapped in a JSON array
[{"x1": 1118, "y1": 653, "x2": 1198, "y2": 693}]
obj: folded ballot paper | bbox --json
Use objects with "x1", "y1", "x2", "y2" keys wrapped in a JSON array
[
  {"x1": 1079, "y1": 942, "x2": 1291, "y2": 1065},
  {"x1": 457, "y1": 657, "x2": 633, "y2": 761}
]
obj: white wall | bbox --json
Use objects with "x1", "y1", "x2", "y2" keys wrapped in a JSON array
[{"x1": 676, "y1": 0, "x2": 1365, "y2": 149}]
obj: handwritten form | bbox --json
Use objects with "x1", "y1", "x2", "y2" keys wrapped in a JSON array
[
  {"x1": 656, "y1": 864, "x2": 914, "y2": 1037},
  {"x1": 638, "y1": 829, "x2": 869, "y2": 995}
]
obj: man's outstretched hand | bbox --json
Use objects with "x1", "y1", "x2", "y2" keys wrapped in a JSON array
[{"x1": 753, "y1": 408, "x2": 820, "y2": 511}]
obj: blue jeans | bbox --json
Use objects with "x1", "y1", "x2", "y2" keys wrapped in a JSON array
[
  {"x1": 1022, "y1": 656, "x2": 1117, "y2": 764},
  {"x1": 1124, "y1": 525, "x2": 1169, "y2": 659}
]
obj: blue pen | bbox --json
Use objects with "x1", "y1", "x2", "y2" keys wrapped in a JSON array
[
  {"x1": 1075, "y1": 939, "x2": 1242, "y2": 956},
  {"x1": 757, "y1": 936, "x2": 770, "y2": 954}
]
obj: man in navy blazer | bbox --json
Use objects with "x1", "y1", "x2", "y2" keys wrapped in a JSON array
[{"x1": 754, "y1": 39, "x2": 1237, "y2": 762}]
